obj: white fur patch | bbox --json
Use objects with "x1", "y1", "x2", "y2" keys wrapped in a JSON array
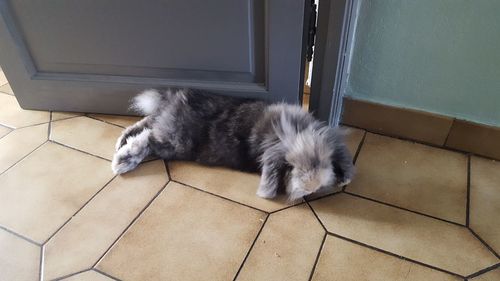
[
  {"x1": 256, "y1": 165, "x2": 278, "y2": 199},
  {"x1": 256, "y1": 187, "x2": 277, "y2": 199},
  {"x1": 286, "y1": 176, "x2": 310, "y2": 202},
  {"x1": 337, "y1": 178, "x2": 351, "y2": 187},
  {"x1": 132, "y1": 89, "x2": 161, "y2": 115},
  {"x1": 111, "y1": 129, "x2": 151, "y2": 174}
]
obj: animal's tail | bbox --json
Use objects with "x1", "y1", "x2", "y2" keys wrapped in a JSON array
[{"x1": 131, "y1": 89, "x2": 162, "y2": 115}]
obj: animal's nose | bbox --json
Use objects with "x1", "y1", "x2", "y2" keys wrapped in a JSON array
[{"x1": 304, "y1": 178, "x2": 321, "y2": 192}]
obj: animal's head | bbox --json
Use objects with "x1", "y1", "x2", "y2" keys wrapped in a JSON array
[
  {"x1": 284, "y1": 128, "x2": 335, "y2": 201},
  {"x1": 273, "y1": 109, "x2": 336, "y2": 201}
]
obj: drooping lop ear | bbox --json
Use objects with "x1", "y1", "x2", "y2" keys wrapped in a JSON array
[
  {"x1": 311, "y1": 126, "x2": 336, "y2": 160},
  {"x1": 325, "y1": 126, "x2": 349, "y2": 147}
]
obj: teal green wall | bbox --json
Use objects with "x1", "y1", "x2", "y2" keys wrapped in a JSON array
[{"x1": 345, "y1": 0, "x2": 500, "y2": 126}]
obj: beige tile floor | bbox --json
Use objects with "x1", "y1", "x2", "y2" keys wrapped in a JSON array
[{"x1": 0, "y1": 77, "x2": 498, "y2": 281}]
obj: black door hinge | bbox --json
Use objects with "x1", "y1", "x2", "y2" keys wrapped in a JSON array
[{"x1": 306, "y1": 0, "x2": 317, "y2": 62}]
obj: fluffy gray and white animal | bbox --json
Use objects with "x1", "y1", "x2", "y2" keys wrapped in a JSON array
[{"x1": 112, "y1": 88, "x2": 354, "y2": 201}]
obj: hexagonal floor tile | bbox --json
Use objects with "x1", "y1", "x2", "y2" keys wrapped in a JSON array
[
  {"x1": 50, "y1": 116, "x2": 123, "y2": 160},
  {"x1": 88, "y1": 114, "x2": 142, "y2": 128},
  {"x1": 44, "y1": 160, "x2": 168, "y2": 280},
  {"x1": 169, "y1": 161, "x2": 297, "y2": 212},
  {"x1": 0, "y1": 123, "x2": 47, "y2": 173},
  {"x1": 470, "y1": 156, "x2": 500, "y2": 253},
  {"x1": 310, "y1": 193, "x2": 498, "y2": 276},
  {"x1": 236, "y1": 204, "x2": 324, "y2": 281},
  {"x1": 0, "y1": 229, "x2": 40, "y2": 281},
  {"x1": 311, "y1": 235, "x2": 461, "y2": 281},
  {"x1": 97, "y1": 182, "x2": 266, "y2": 281},
  {"x1": 0, "y1": 142, "x2": 114, "y2": 243},
  {"x1": 61, "y1": 270, "x2": 114, "y2": 281},
  {"x1": 347, "y1": 133, "x2": 467, "y2": 224},
  {"x1": 0, "y1": 93, "x2": 50, "y2": 128}
]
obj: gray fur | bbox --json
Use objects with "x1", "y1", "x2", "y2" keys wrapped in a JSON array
[{"x1": 112, "y1": 88, "x2": 354, "y2": 201}]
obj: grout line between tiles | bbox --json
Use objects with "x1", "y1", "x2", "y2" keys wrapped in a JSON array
[
  {"x1": 164, "y1": 160, "x2": 172, "y2": 179},
  {"x1": 39, "y1": 245, "x2": 45, "y2": 281},
  {"x1": 85, "y1": 115, "x2": 127, "y2": 129},
  {"x1": 42, "y1": 175, "x2": 117, "y2": 245},
  {"x1": 268, "y1": 200, "x2": 306, "y2": 214},
  {"x1": 0, "y1": 224, "x2": 41, "y2": 246},
  {"x1": 352, "y1": 130, "x2": 367, "y2": 165},
  {"x1": 93, "y1": 268, "x2": 122, "y2": 281},
  {"x1": 0, "y1": 140, "x2": 48, "y2": 176},
  {"x1": 307, "y1": 231, "x2": 327, "y2": 281},
  {"x1": 232, "y1": 214, "x2": 269, "y2": 281},
  {"x1": 326, "y1": 232, "x2": 465, "y2": 279},
  {"x1": 343, "y1": 191, "x2": 465, "y2": 227},
  {"x1": 466, "y1": 155, "x2": 471, "y2": 227},
  {"x1": 50, "y1": 115, "x2": 82, "y2": 123},
  {"x1": 468, "y1": 228, "x2": 500, "y2": 259},
  {"x1": 51, "y1": 268, "x2": 89, "y2": 281},
  {"x1": 6, "y1": 120, "x2": 51, "y2": 131},
  {"x1": 466, "y1": 262, "x2": 500, "y2": 279},
  {"x1": 305, "y1": 201, "x2": 327, "y2": 232},
  {"x1": 92, "y1": 182, "x2": 170, "y2": 268},
  {"x1": 48, "y1": 140, "x2": 111, "y2": 162},
  {"x1": 170, "y1": 179, "x2": 268, "y2": 214},
  {"x1": 305, "y1": 189, "x2": 344, "y2": 204}
]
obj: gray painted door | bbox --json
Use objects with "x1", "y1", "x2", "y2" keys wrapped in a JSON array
[{"x1": 0, "y1": 0, "x2": 308, "y2": 114}]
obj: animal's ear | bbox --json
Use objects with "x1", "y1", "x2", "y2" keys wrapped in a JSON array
[{"x1": 326, "y1": 126, "x2": 349, "y2": 146}]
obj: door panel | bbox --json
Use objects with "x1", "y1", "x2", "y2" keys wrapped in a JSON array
[{"x1": 0, "y1": 0, "x2": 307, "y2": 114}]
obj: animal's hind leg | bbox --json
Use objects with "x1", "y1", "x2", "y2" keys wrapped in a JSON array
[
  {"x1": 112, "y1": 128, "x2": 152, "y2": 174},
  {"x1": 115, "y1": 116, "x2": 151, "y2": 151}
]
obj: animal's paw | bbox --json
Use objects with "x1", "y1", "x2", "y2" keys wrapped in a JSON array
[
  {"x1": 336, "y1": 177, "x2": 352, "y2": 187},
  {"x1": 111, "y1": 150, "x2": 139, "y2": 175},
  {"x1": 256, "y1": 186, "x2": 277, "y2": 199}
]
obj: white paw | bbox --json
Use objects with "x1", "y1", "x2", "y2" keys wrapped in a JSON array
[
  {"x1": 111, "y1": 148, "x2": 138, "y2": 175},
  {"x1": 256, "y1": 187, "x2": 277, "y2": 199},
  {"x1": 111, "y1": 157, "x2": 134, "y2": 175},
  {"x1": 337, "y1": 178, "x2": 352, "y2": 187}
]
